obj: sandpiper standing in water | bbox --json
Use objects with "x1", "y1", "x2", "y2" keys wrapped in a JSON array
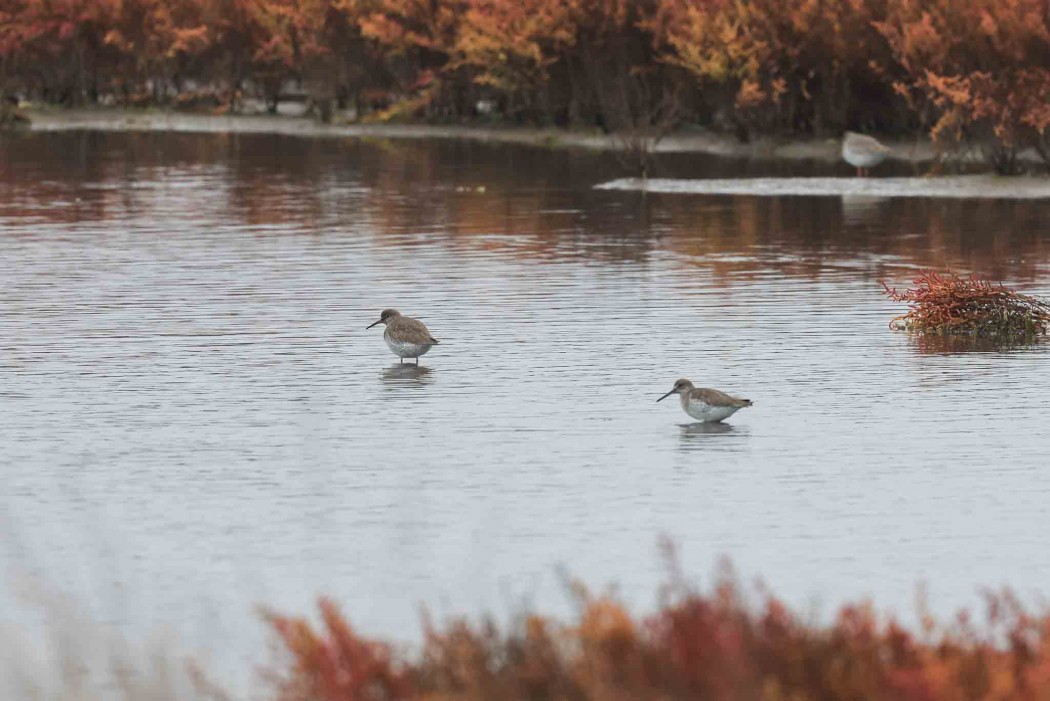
[
  {"x1": 657, "y1": 379, "x2": 753, "y2": 423},
  {"x1": 842, "y1": 131, "x2": 890, "y2": 177},
  {"x1": 367, "y1": 309, "x2": 439, "y2": 365}
]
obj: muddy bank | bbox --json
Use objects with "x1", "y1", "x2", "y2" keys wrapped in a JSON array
[
  {"x1": 22, "y1": 107, "x2": 943, "y2": 163},
  {"x1": 598, "y1": 175, "x2": 1050, "y2": 199}
]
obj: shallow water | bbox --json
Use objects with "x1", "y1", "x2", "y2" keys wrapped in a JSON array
[{"x1": 2, "y1": 131, "x2": 1050, "y2": 689}]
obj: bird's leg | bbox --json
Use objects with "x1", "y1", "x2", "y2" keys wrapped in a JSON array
[
  {"x1": 415, "y1": 357, "x2": 419, "y2": 367},
  {"x1": 400, "y1": 357, "x2": 403, "y2": 364},
  {"x1": 856, "y1": 166, "x2": 862, "y2": 177}
]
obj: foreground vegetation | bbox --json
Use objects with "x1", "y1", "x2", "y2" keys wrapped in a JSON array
[
  {"x1": 12, "y1": 561, "x2": 1050, "y2": 699},
  {"x1": 883, "y1": 270, "x2": 1050, "y2": 338},
  {"x1": 2, "y1": 0, "x2": 1049, "y2": 170},
  {"x1": 263, "y1": 566, "x2": 1050, "y2": 701}
]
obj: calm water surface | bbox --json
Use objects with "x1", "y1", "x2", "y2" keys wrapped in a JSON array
[{"x1": 2, "y1": 131, "x2": 1050, "y2": 686}]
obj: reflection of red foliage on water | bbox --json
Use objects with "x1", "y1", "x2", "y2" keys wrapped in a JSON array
[
  {"x1": 263, "y1": 560, "x2": 1050, "y2": 701},
  {"x1": 883, "y1": 269, "x2": 1050, "y2": 337}
]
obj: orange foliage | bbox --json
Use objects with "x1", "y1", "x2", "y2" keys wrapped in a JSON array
[
  {"x1": 0, "y1": 0, "x2": 1047, "y2": 165},
  {"x1": 452, "y1": 0, "x2": 576, "y2": 96},
  {"x1": 264, "y1": 570, "x2": 1050, "y2": 701},
  {"x1": 651, "y1": 0, "x2": 900, "y2": 135},
  {"x1": 876, "y1": 0, "x2": 1050, "y2": 172},
  {"x1": 102, "y1": 0, "x2": 209, "y2": 102},
  {"x1": 263, "y1": 597, "x2": 409, "y2": 701},
  {"x1": 882, "y1": 269, "x2": 1050, "y2": 337}
]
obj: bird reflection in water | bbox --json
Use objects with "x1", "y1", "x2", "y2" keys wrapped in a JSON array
[
  {"x1": 840, "y1": 194, "x2": 888, "y2": 227},
  {"x1": 381, "y1": 363, "x2": 434, "y2": 389},
  {"x1": 677, "y1": 421, "x2": 746, "y2": 452}
]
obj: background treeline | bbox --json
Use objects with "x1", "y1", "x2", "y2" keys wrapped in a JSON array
[{"x1": 2, "y1": 0, "x2": 1049, "y2": 169}]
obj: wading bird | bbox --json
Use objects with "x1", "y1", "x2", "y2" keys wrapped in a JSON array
[
  {"x1": 657, "y1": 378, "x2": 753, "y2": 423},
  {"x1": 366, "y1": 309, "x2": 439, "y2": 365},
  {"x1": 842, "y1": 131, "x2": 890, "y2": 177}
]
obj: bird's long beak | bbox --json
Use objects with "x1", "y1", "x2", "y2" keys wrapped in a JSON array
[
  {"x1": 656, "y1": 389, "x2": 676, "y2": 403},
  {"x1": 366, "y1": 319, "x2": 381, "y2": 329}
]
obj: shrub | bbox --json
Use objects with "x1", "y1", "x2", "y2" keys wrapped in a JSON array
[
  {"x1": 650, "y1": 0, "x2": 905, "y2": 137},
  {"x1": 882, "y1": 269, "x2": 1050, "y2": 337},
  {"x1": 876, "y1": 0, "x2": 1050, "y2": 173},
  {"x1": 265, "y1": 566, "x2": 1050, "y2": 701},
  {"x1": 2, "y1": 0, "x2": 1049, "y2": 160},
  {"x1": 263, "y1": 597, "x2": 408, "y2": 701}
]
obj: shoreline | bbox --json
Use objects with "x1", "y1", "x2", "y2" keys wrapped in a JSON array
[
  {"x1": 22, "y1": 107, "x2": 942, "y2": 164},
  {"x1": 598, "y1": 175, "x2": 1050, "y2": 199}
]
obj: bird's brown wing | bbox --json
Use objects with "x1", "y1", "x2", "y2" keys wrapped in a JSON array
[
  {"x1": 389, "y1": 317, "x2": 437, "y2": 345},
  {"x1": 854, "y1": 133, "x2": 890, "y2": 153},
  {"x1": 693, "y1": 388, "x2": 752, "y2": 407}
]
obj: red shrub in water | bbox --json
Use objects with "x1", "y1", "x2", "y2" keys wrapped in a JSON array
[{"x1": 882, "y1": 269, "x2": 1050, "y2": 337}]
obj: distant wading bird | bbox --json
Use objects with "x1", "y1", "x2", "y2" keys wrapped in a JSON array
[
  {"x1": 657, "y1": 379, "x2": 753, "y2": 423},
  {"x1": 842, "y1": 131, "x2": 890, "y2": 177},
  {"x1": 367, "y1": 309, "x2": 439, "y2": 365}
]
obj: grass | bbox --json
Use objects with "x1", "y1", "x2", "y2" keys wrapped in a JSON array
[{"x1": 882, "y1": 269, "x2": 1050, "y2": 338}]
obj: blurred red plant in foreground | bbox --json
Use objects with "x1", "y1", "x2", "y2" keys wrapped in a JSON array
[
  {"x1": 883, "y1": 269, "x2": 1050, "y2": 337},
  {"x1": 263, "y1": 598, "x2": 409, "y2": 701},
  {"x1": 263, "y1": 563, "x2": 1050, "y2": 701}
]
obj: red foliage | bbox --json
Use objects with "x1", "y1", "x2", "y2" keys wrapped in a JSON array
[
  {"x1": 264, "y1": 572, "x2": 1050, "y2": 701},
  {"x1": 882, "y1": 269, "x2": 1050, "y2": 337},
  {"x1": 651, "y1": 0, "x2": 902, "y2": 136},
  {"x1": 876, "y1": 0, "x2": 1050, "y2": 172},
  {"x1": 0, "y1": 0, "x2": 1047, "y2": 160},
  {"x1": 263, "y1": 597, "x2": 409, "y2": 701}
]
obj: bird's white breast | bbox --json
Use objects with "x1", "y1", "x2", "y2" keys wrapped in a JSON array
[
  {"x1": 683, "y1": 396, "x2": 740, "y2": 423},
  {"x1": 384, "y1": 333, "x2": 432, "y2": 358},
  {"x1": 842, "y1": 145, "x2": 888, "y2": 168}
]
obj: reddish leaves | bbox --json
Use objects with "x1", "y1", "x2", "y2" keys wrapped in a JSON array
[
  {"x1": 876, "y1": 0, "x2": 1050, "y2": 172},
  {"x1": 265, "y1": 577, "x2": 1050, "y2": 701},
  {"x1": 882, "y1": 269, "x2": 1050, "y2": 337},
  {"x1": 263, "y1": 598, "x2": 409, "y2": 701},
  {"x1": 2, "y1": 0, "x2": 1048, "y2": 157}
]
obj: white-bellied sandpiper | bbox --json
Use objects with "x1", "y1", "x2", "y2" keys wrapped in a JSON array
[
  {"x1": 842, "y1": 131, "x2": 890, "y2": 177},
  {"x1": 657, "y1": 378, "x2": 753, "y2": 423},
  {"x1": 366, "y1": 309, "x2": 439, "y2": 365}
]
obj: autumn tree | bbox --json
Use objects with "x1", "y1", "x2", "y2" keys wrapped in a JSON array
[
  {"x1": 652, "y1": 0, "x2": 905, "y2": 137},
  {"x1": 452, "y1": 0, "x2": 576, "y2": 121},
  {"x1": 101, "y1": 0, "x2": 209, "y2": 104},
  {"x1": 359, "y1": 0, "x2": 471, "y2": 119},
  {"x1": 1, "y1": 0, "x2": 119, "y2": 104},
  {"x1": 877, "y1": 0, "x2": 1050, "y2": 172},
  {"x1": 0, "y1": 0, "x2": 1046, "y2": 167}
]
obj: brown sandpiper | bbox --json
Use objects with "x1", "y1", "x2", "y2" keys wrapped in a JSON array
[
  {"x1": 657, "y1": 378, "x2": 753, "y2": 423},
  {"x1": 366, "y1": 309, "x2": 439, "y2": 365}
]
